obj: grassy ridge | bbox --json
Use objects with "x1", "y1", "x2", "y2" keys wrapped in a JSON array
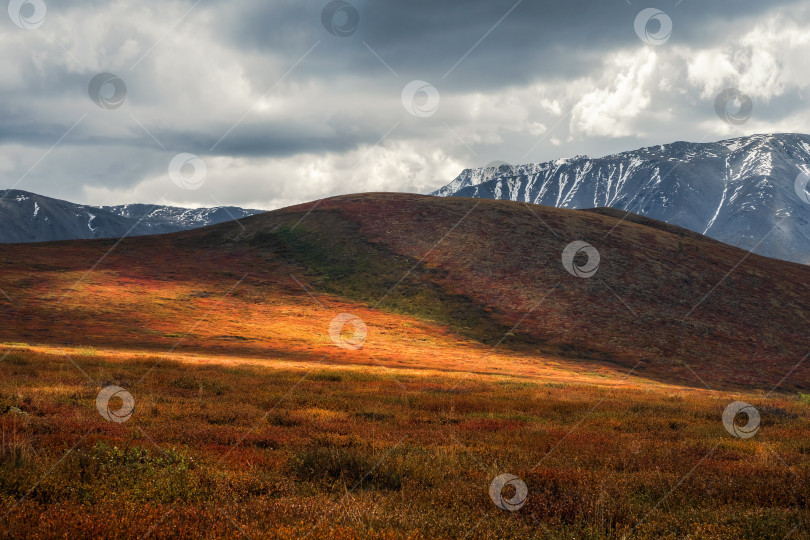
[{"x1": 1, "y1": 194, "x2": 809, "y2": 389}]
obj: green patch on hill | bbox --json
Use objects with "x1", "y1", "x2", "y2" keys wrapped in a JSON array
[{"x1": 247, "y1": 211, "x2": 517, "y2": 346}]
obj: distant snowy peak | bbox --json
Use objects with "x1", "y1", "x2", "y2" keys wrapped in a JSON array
[
  {"x1": 431, "y1": 134, "x2": 810, "y2": 265},
  {"x1": 0, "y1": 190, "x2": 264, "y2": 244},
  {"x1": 101, "y1": 203, "x2": 260, "y2": 230}
]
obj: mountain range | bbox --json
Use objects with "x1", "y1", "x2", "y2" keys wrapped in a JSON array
[
  {"x1": 0, "y1": 190, "x2": 263, "y2": 243},
  {"x1": 3, "y1": 133, "x2": 810, "y2": 267},
  {"x1": 433, "y1": 133, "x2": 810, "y2": 264}
]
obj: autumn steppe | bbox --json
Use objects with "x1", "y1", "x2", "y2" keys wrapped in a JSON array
[{"x1": 1, "y1": 193, "x2": 809, "y2": 538}]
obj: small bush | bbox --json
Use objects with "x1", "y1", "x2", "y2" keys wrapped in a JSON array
[
  {"x1": 310, "y1": 371, "x2": 342, "y2": 382},
  {"x1": 31, "y1": 442, "x2": 204, "y2": 505},
  {"x1": 288, "y1": 445, "x2": 402, "y2": 491},
  {"x1": 170, "y1": 376, "x2": 228, "y2": 395},
  {"x1": 267, "y1": 411, "x2": 299, "y2": 427},
  {"x1": 2, "y1": 354, "x2": 30, "y2": 366},
  {"x1": 353, "y1": 411, "x2": 392, "y2": 421},
  {"x1": 0, "y1": 434, "x2": 35, "y2": 468}
]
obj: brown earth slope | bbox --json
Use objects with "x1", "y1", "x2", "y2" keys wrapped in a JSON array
[{"x1": 0, "y1": 193, "x2": 807, "y2": 391}]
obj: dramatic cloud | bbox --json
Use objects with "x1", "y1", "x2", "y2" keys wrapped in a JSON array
[{"x1": 0, "y1": 0, "x2": 808, "y2": 209}]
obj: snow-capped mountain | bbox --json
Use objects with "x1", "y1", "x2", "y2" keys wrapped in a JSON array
[
  {"x1": 99, "y1": 204, "x2": 261, "y2": 232},
  {"x1": 0, "y1": 190, "x2": 263, "y2": 243},
  {"x1": 432, "y1": 133, "x2": 810, "y2": 264}
]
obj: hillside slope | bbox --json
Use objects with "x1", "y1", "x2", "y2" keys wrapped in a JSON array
[
  {"x1": 0, "y1": 193, "x2": 808, "y2": 391},
  {"x1": 432, "y1": 133, "x2": 810, "y2": 264}
]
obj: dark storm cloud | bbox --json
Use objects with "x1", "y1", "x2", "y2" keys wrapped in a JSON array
[
  {"x1": 0, "y1": 0, "x2": 808, "y2": 208},
  {"x1": 218, "y1": 0, "x2": 801, "y2": 89}
]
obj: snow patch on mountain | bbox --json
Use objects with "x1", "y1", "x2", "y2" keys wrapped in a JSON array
[
  {"x1": 431, "y1": 133, "x2": 810, "y2": 264},
  {"x1": 0, "y1": 190, "x2": 265, "y2": 244}
]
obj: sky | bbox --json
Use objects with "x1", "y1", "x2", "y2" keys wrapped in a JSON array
[{"x1": 0, "y1": 0, "x2": 809, "y2": 210}]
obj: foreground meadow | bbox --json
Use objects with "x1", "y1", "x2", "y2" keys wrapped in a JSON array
[{"x1": 1, "y1": 344, "x2": 808, "y2": 539}]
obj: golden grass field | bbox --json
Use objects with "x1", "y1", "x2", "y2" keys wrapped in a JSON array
[
  {"x1": 1, "y1": 194, "x2": 809, "y2": 538},
  {"x1": 1, "y1": 342, "x2": 809, "y2": 539}
]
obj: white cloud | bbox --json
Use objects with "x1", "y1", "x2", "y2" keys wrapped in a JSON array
[
  {"x1": 81, "y1": 139, "x2": 465, "y2": 209},
  {"x1": 570, "y1": 50, "x2": 658, "y2": 138},
  {"x1": 686, "y1": 51, "x2": 738, "y2": 98},
  {"x1": 685, "y1": 13, "x2": 810, "y2": 101}
]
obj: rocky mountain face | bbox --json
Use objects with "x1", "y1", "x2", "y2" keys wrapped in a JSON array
[
  {"x1": 432, "y1": 134, "x2": 810, "y2": 264},
  {"x1": 0, "y1": 190, "x2": 262, "y2": 243}
]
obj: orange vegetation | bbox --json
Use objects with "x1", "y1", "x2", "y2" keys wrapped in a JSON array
[{"x1": 0, "y1": 194, "x2": 808, "y2": 538}]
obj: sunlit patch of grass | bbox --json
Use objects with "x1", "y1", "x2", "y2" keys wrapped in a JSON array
[
  {"x1": 300, "y1": 407, "x2": 349, "y2": 422},
  {"x1": 75, "y1": 346, "x2": 98, "y2": 357},
  {"x1": 494, "y1": 377, "x2": 539, "y2": 390},
  {"x1": 0, "y1": 343, "x2": 30, "y2": 350},
  {"x1": 249, "y1": 218, "x2": 518, "y2": 345},
  {"x1": 0, "y1": 346, "x2": 808, "y2": 538}
]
